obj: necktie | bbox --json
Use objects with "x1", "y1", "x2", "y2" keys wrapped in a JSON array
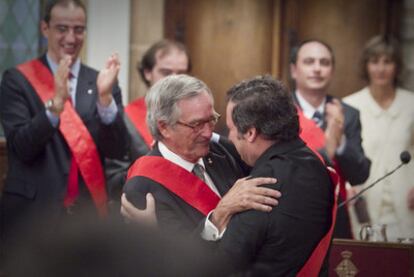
[
  {"x1": 192, "y1": 164, "x2": 206, "y2": 183},
  {"x1": 312, "y1": 111, "x2": 323, "y2": 127}
]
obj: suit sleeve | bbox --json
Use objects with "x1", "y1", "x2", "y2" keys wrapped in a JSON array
[
  {"x1": 97, "y1": 83, "x2": 130, "y2": 159},
  {"x1": 0, "y1": 69, "x2": 57, "y2": 163},
  {"x1": 123, "y1": 176, "x2": 208, "y2": 238},
  {"x1": 216, "y1": 210, "x2": 268, "y2": 274},
  {"x1": 335, "y1": 107, "x2": 371, "y2": 185}
]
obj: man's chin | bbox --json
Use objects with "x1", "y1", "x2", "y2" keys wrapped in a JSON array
[
  {"x1": 196, "y1": 145, "x2": 210, "y2": 157},
  {"x1": 308, "y1": 84, "x2": 329, "y2": 92},
  {"x1": 62, "y1": 51, "x2": 79, "y2": 60}
]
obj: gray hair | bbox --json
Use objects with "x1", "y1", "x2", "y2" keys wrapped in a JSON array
[{"x1": 145, "y1": 74, "x2": 213, "y2": 140}]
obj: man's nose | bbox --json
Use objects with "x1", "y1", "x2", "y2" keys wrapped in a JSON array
[
  {"x1": 64, "y1": 29, "x2": 76, "y2": 42},
  {"x1": 199, "y1": 122, "x2": 214, "y2": 138},
  {"x1": 313, "y1": 62, "x2": 322, "y2": 71}
]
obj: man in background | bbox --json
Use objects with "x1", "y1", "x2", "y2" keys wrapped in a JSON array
[
  {"x1": 0, "y1": 0, "x2": 128, "y2": 260},
  {"x1": 290, "y1": 39, "x2": 371, "y2": 238},
  {"x1": 106, "y1": 40, "x2": 190, "y2": 202}
]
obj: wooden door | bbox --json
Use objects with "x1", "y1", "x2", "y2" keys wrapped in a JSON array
[
  {"x1": 165, "y1": 0, "x2": 278, "y2": 133},
  {"x1": 165, "y1": 0, "x2": 401, "y2": 133}
]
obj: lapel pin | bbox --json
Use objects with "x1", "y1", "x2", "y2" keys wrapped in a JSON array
[
  {"x1": 87, "y1": 89, "x2": 93, "y2": 94},
  {"x1": 207, "y1": 158, "x2": 213, "y2": 164}
]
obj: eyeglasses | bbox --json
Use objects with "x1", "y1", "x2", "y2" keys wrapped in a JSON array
[
  {"x1": 51, "y1": 24, "x2": 86, "y2": 36},
  {"x1": 176, "y1": 113, "x2": 220, "y2": 133}
]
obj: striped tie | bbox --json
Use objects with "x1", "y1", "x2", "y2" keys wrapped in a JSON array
[
  {"x1": 192, "y1": 164, "x2": 206, "y2": 183},
  {"x1": 312, "y1": 111, "x2": 323, "y2": 127}
]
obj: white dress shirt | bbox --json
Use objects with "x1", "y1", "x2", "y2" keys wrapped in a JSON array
[{"x1": 158, "y1": 141, "x2": 225, "y2": 241}]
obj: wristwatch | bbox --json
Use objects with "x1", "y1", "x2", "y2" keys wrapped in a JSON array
[{"x1": 45, "y1": 99, "x2": 60, "y2": 114}]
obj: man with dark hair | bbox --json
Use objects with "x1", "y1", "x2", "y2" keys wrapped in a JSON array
[
  {"x1": 105, "y1": 39, "x2": 190, "y2": 202},
  {"x1": 138, "y1": 40, "x2": 191, "y2": 87},
  {"x1": 0, "y1": 0, "x2": 128, "y2": 259},
  {"x1": 216, "y1": 75, "x2": 335, "y2": 276},
  {"x1": 290, "y1": 39, "x2": 371, "y2": 238}
]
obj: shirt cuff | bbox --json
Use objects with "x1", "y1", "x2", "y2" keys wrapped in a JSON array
[
  {"x1": 45, "y1": 110, "x2": 59, "y2": 127},
  {"x1": 211, "y1": 132, "x2": 220, "y2": 143},
  {"x1": 200, "y1": 210, "x2": 226, "y2": 241},
  {"x1": 336, "y1": 135, "x2": 347, "y2": 155},
  {"x1": 96, "y1": 99, "x2": 118, "y2": 124}
]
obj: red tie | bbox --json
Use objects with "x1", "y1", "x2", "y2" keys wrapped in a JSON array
[
  {"x1": 63, "y1": 153, "x2": 79, "y2": 208},
  {"x1": 63, "y1": 73, "x2": 79, "y2": 208}
]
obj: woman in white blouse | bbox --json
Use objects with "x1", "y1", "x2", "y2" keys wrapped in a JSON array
[{"x1": 343, "y1": 35, "x2": 414, "y2": 241}]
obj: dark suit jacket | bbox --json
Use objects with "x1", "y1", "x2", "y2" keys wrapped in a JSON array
[
  {"x1": 0, "y1": 56, "x2": 128, "y2": 238},
  {"x1": 217, "y1": 139, "x2": 334, "y2": 276},
  {"x1": 294, "y1": 93, "x2": 371, "y2": 238},
  {"x1": 105, "y1": 111, "x2": 150, "y2": 201},
  {"x1": 123, "y1": 141, "x2": 245, "y2": 235}
]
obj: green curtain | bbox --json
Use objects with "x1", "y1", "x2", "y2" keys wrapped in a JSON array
[{"x1": 0, "y1": 0, "x2": 41, "y2": 136}]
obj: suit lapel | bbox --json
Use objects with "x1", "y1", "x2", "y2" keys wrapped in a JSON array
[
  {"x1": 203, "y1": 151, "x2": 233, "y2": 197},
  {"x1": 75, "y1": 65, "x2": 97, "y2": 118}
]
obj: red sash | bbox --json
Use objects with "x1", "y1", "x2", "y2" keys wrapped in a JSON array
[
  {"x1": 125, "y1": 98, "x2": 153, "y2": 147},
  {"x1": 296, "y1": 106, "x2": 350, "y2": 275},
  {"x1": 297, "y1": 167, "x2": 339, "y2": 277},
  {"x1": 297, "y1": 106, "x2": 348, "y2": 209},
  {"x1": 17, "y1": 59, "x2": 108, "y2": 217},
  {"x1": 127, "y1": 156, "x2": 220, "y2": 216},
  {"x1": 297, "y1": 108, "x2": 325, "y2": 162}
]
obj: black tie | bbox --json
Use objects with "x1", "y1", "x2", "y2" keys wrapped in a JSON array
[
  {"x1": 192, "y1": 164, "x2": 206, "y2": 182},
  {"x1": 312, "y1": 111, "x2": 323, "y2": 127}
]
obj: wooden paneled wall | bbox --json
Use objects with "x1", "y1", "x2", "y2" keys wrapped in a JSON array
[
  {"x1": 165, "y1": 0, "x2": 279, "y2": 133},
  {"x1": 164, "y1": 0, "x2": 401, "y2": 133},
  {"x1": 279, "y1": 0, "x2": 402, "y2": 98}
]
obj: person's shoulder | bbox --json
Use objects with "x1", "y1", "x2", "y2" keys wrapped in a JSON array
[
  {"x1": 0, "y1": 61, "x2": 39, "y2": 88},
  {"x1": 251, "y1": 151, "x2": 284, "y2": 178},
  {"x1": 79, "y1": 63, "x2": 99, "y2": 77},
  {"x1": 397, "y1": 87, "x2": 414, "y2": 100},
  {"x1": 3, "y1": 57, "x2": 42, "y2": 77},
  {"x1": 342, "y1": 87, "x2": 368, "y2": 106},
  {"x1": 395, "y1": 87, "x2": 414, "y2": 113},
  {"x1": 340, "y1": 98, "x2": 360, "y2": 119},
  {"x1": 1, "y1": 67, "x2": 22, "y2": 81}
]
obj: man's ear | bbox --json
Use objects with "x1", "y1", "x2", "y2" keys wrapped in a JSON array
[
  {"x1": 244, "y1": 127, "x2": 258, "y2": 143},
  {"x1": 144, "y1": 69, "x2": 153, "y2": 85},
  {"x1": 290, "y1": 63, "x2": 297, "y2": 80},
  {"x1": 40, "y1": 21, "x2": 49, "y2": 38},
  {"x1": 157, "y1": 120, "x2": 170, "y2": 138}
]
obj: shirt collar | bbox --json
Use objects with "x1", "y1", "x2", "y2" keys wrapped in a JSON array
[
  {"x1": 158, "y1": 141, "x2": 205, "y2": 172},
  {"x1": 295, "y1": 90, "x2": 326, "y2": 119},
  {"x1": 46, "y1": 53, "x2": 81, "y2": 79}
]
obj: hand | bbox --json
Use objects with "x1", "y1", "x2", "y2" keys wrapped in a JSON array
[
  {"x1": 120, "y1": 193, "x2": 157, "y2": 227},
  {"x1": 408, "y1": 187, "x2": 414, "y2": 210},
  {"x1": 324, "y1": 99, "x2": 344, "y2": 159},
  {"x1": 97, "y1": 53, "x2": 121, "y2": 106},
  {"x1": 52, "y1": 55, "x2": 72, "y2": 115},
  {"x1": 211, "y1": 176, "x2": 280, "y2": 232},
  {"x1": 346, "y1": 185, "x2": 358, "y2": 206}
]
